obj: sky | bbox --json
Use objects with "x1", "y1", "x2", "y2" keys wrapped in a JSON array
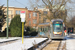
[
  {"x1": 0, "y1": 0, "x2": 29, "y2": 8},
  {"x1": 0, "y1": 0, "x2": 75, "y2": 19}
]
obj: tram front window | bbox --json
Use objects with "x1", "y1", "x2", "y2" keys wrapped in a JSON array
[{"x1": 53, "y1": 24, "x2": 63, "y2": 32}]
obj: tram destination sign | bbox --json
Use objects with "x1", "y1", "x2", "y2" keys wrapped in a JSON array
[{"x1": 53, "y1": 21, "x2": 62, "y2": 24}]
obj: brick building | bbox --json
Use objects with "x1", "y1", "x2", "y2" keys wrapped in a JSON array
[
  {"x1": 38, "y1": 8, "x2": 50, "y2": 23},
  {"x1": 25, "y1": 10, "x2": 39, "y2": 29}
]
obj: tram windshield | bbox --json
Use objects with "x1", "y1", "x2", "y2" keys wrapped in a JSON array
[{"x1": 53, "y1": 24, "x2": 63, "y2": 32}]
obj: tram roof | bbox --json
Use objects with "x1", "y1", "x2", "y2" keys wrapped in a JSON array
[
  {"x1": 51, "y1": 19, "x2": 63, "y2": 22},
  {"x1": 38, "y1": 22, "x2": 50, "y2": 27}
]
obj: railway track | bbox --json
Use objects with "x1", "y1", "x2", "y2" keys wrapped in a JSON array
[{"x1": 42, "y1": 39, "x2": 66, "y2": 50}]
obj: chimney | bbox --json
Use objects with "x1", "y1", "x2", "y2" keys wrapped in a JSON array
[
  {"x1": 34, "y1": 7, "x2": 38, "y2": 11},
  {"x1": 25, "y1": 7, "x2": 28, "y2": 10}
]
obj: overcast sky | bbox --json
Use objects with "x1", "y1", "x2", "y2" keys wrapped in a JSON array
[
  {"x1": 0, "y1": 0, "x2": 29, "y2": 8},
  {"x1": 1, "y1": 0, "x2": 75, "y2": 19}
]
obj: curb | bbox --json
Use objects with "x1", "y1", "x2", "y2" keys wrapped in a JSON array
[
  {"x1": 0, "y1": 38, "x2": 21, "y2": 43},
  {"x1": 28, "y1": 38, "x2": 49, "y2": 50},
  {"x1": 36, "y1": 39, "x2": 51, "y2": 50}
]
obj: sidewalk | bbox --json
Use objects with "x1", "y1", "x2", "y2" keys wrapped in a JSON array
[
  {"x1": 67, "y1": 34, "x2": 75, "y2": 38},
  {"x1": 0, "y1": 38, "x2": 48, "y2": 50},
  {"x1": 66, "y1": 34, "x2": 75, "y2": 50},
  {"x1": 66, "y1": 39, "x2": 75, "y2": 50}
]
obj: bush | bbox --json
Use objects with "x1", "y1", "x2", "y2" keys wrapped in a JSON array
[
  {"x1": 0, "y1": 32, "x2": 6, "y2": 37},
  {"x1": 10, "y1": 15, "x2": 22, "y2": 37},
  {"x1": 24, "y1": 26, "x2": 38, "y2": 36},
  {"x1": 30, "y1": 32, "x2": 38, "y2": 36},
  {"x1": 0, "y1": 28, "x2": 11, "y2": 37}
]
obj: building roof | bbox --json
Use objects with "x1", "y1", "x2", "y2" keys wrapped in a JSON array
[
  {"x1": 3, "y1": 6, "x2": 27, "y2": 9},
  {"x1": 38, "y1": 8, "x2": 49, "y2": 11}
]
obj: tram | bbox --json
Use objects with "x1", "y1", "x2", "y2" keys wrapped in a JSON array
[
  {"x1": 50, "y1": 19, "x2": 65, "y2": 39},
  {"x1": 38, "y1": 19, "x2": 65, "y2": 39}
]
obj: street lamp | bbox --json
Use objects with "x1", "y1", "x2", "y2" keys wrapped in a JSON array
[
  {"x1": 7, "y1": 0, "x2": 9, "y2": 39},
  {"x1": 20, "y1": 11, "x2": 26, "y2": 44}
]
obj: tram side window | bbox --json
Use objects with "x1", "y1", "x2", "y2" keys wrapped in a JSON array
[
  {"x1": 38, "y1": 28, "x2": 40, "y2": 32},
  {"x1": 41, "y1": 27, "x2": 42, "y2": 32},
  {"x1": 48, "y1": 27, "x2": 49, "y2": 32},
  {"x1": 44, "y1": 28, "x2": 45, "y2": 32},
  {"x1": 46, "y1": 27, "x2": 48, "y2": 32},
  {"x1": 43, "y1": 28, "x2": 44, "y2": 32},
  {"x1": 48, "y1": 27, "x2": 49, "y2": 30},
  {"x1": 45, "y1": 27, "x2": 47, "y2": 32},
  {"x1": 50, "y1": 27, "x2": 51, "y2": 33},
  {"x1": 47, "y1": 26, "x2": 49, "y2": 32}
]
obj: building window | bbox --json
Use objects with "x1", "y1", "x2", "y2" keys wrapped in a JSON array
[
  {"x1": 33, "y1": 19, "x2": 37, "y2": 24},
  {"x1": 19, "y1": 11, "x2": 20, "y2": 14},
  {"x1": 29, "y1": 13, "x2": 31, "y2": 18},
  {"x1": 16, "y1": 10, "x2": 20, "y2": 14},
  {"x1": 9, "y1": 10, "x2": 12, "y2": 15},
  {"x1": 6, "y1": 18, "x2": 11, "y2": 23},
  {"x1": 33, "y1": 12, "x2": 37, "y2": 17},
  {"x1": 4, "y1": 11, "x2": 7, "y2": 14},
  {"x1": 29, "y1": 21, "x2": 31, "y2": 25},
  {"x1": 4, "y1": 10, "x2": 13, "y2": 15},
  {"x1": 43, "y1": 11, "x2": 48, "y2": 14},
  {"x1": 39, "y1": 13, "x2": 41, "y2": 19},
  {"x1": 9, "y1": 18, "x2": 11, "y2": 23},
  {"x1": 43, "y1": 18, "x2": 47, "y2": 23},
  {"x1": 11, "y1": 15, "x2": 13, "y2": 19},
  {"x1": 16, "y1": 11, "x2": 18, "y2": 14},
  {"x1": 39, "y1": 21, "x2": 41, "y2": 23}
]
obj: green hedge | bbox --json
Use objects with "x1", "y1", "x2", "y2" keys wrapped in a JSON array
[
  {"x1": 24, "y1": 26, "x2": 38, "y2": 36},
  {"x1": 10, "y1": 15, "x2": 22, "y2": 37}
]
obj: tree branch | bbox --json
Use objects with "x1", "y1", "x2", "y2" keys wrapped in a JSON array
[
  {"x1": 55, "y1": 0, "x2": 66, "y2": 13},
  {"x1": 42, "y1": 0, "x2": 48, "y2": 6}
]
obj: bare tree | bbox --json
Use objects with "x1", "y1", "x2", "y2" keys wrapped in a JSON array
[
  {"x1": 28, "y1": 0, "x2": 75, "y2": 26},
  {"x1": 70, "y1": 16, "x2": 75, "y2": 27}
]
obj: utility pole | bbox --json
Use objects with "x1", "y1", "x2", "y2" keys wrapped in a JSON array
[
  {"x1": 70, "y1": 8, "x2": 73, "y2": 32},
  {"x1": 7, "y1": 0, "x2": 9, "y2": 39}
]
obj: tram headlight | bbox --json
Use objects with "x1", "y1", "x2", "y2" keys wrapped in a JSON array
[
  {"x1": 53, "y1": 32, "x2": 62, "y2": 34},
  {"x1": 53, "y1": 32, "x2": 57, "y2": 34}
]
